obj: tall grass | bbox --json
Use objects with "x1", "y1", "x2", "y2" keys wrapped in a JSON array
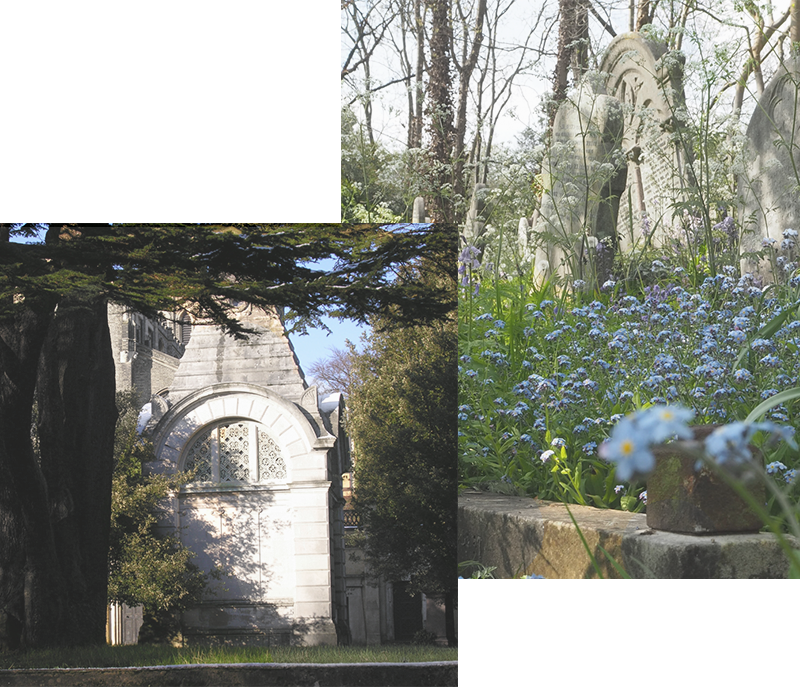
[{"x1": 0, "y1": 644, "x2": 458, "y2": 669}]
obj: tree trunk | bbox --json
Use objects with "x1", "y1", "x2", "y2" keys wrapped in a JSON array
[
  {"x1": 636, "y1": 0, "x2": 651, "y2": 30},
  {"x1": 0, "y1": 293, "x2": 117, "y2": 650},
  {"x1": 411, "y1": 0, "x2": 426, "y2": 149},
  {"x1": 0, "y1": 304, "x2": 60, "y2": 649},
  {"x1": 425, "y1": 0, "x2": 455, "y2": 223},
  {"x1": 452, "y1": 0, "x2": 487, "y2": 225},
  {"x1": 549, "y1": 0, "x2": 589, "y2": 134},
  {"x1": 794, "y1": 1, "x2": 800, "y2": 46},
  {"x1": 36, "y1": 294, "x2": 118, "y2": 646}
]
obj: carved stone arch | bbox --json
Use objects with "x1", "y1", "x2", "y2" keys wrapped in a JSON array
[
  {"x1": 146, "y1": 382, "x2": 340, "y2": 645},
  {"x1": 149, "y1": 382, "x2": 334, "y2": 482},
  {"x1": 600, "y1": 33, "x2": 678, "y2": 123}
]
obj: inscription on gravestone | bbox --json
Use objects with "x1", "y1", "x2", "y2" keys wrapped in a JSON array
[{"x1": 531, "y1": 32, "x2": 690, "y2": 284}]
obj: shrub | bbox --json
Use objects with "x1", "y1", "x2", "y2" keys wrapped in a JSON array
[{"x1": 108, "y1": 390, "x2": 223, "y2": 643}]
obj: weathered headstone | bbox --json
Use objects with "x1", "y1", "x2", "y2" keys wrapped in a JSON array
[
  {"x1": 534, "y1": 80, "x2": 625, "y2": 283},
  {"x1": 599, "y1": 33, "x2": 689, "y2": 251},
  {"x1": 531, "y1": 32, "x2": 690, "y2": 284},
  {"x1": 412, "y1": 196, "x2": 427, "y2": 223},
  {"x1": 517, "y1": 217, "x2": 530, "y2": 257},
  {"x1": 463, "y1": 183, "x2": 491, "y2": 248},
  {"x1": 739, "y1": 56, "x2": 800, "y2": 280}
]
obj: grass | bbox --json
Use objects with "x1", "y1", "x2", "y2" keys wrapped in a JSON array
[{"x1": 0, "y1": 644, "x2": 458, "y2": 670}]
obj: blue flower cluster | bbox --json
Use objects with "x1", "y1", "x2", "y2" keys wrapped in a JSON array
[
  {"x1": 459, "y1": 273, "x2": 800, "y2": 508},
  {"x1": 599, "y1": 405, "x2": 797, "y2": 479}
]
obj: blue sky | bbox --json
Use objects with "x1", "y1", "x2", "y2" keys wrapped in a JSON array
[
  {"x1": 285, "y1": 255, "x2": 369, "y2": 383},
  {"x1": 288, "y1": 315, "x2": 367, "y2": 387}
]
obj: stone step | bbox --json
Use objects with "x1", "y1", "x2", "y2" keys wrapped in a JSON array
[
  {"x1": 458, "y1": 492, "x2": 800, "y2": 579},
  {"x1": 0, "y1": 662, "x2": 458, "y2": 687}
]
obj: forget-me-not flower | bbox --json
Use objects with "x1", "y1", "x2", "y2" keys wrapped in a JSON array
[
  {"x1": 634, "y1": 405, "x2": 694, "y2": 444},
  {"x1": 598, "y1": 416, "x2": 655, "y2": 481},
  {"x1": 539, "y1": 450, "x2": 555, "y2": 463}
]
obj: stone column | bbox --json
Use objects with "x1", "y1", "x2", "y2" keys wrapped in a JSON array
[{"x1": 291, "y1": 480, "x2": 338, "y2": 645}]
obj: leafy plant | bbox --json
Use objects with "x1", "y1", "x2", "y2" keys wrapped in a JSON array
[
  {"x1": 459, "y1": 262, "x2": 800, "y2": 518},
  {"x1": 108, "y1": 390, "x2": 224, "y2": 643},
  {"x1": 457, "y1": 560, "x2": 496, "y2": 579}
]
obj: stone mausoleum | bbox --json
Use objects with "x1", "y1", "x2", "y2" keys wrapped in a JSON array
[
  {"x1": 110, "y1": 303, "x2": 349, "y2": 646},
  {"x1": 107, "y1": 302, "x2": 452, "y2": 646}
]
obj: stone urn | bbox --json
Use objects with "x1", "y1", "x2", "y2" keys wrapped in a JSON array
[{"x1": 646, "y1": 425, "x2": 765, "y2": 535}]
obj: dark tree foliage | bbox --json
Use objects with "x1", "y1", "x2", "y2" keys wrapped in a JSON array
[
  {"x1": 346, "y1": 250, "x2": 457, "y2": 646},
  {"x1": 0, "y1": 223, "x2": 456, "y2": 650}
]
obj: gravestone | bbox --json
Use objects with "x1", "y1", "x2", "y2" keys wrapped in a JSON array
[
  {"x1": 739, "y1": 57, "x2": 800, "y2": 280},
  {"x1": 517, "y1": 217, "x2": 530, "y2": 260},
  {"x1": 534, "y1": 80, "x2": 625, "y2": 283},
  {"x1": 412, "y1": 196, "x2": 427, "y2": 223},
  {"x1": 463, "y1": 183, "x2": 491, "y2": 249},
  {"x1": 532, "y1": 32, "x2": 690, "y2": 283},
  {"x1": 599, "y1": 33, "x2": 689, "y2": 251}
]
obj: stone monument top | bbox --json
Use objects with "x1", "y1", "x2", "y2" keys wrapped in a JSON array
[{"x1": 165, "y1": 304, "x2": 307, "y2": 404}]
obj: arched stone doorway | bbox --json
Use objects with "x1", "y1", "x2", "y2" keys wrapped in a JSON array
[{"x1": 146, "y1": 381, "x2": 346, "y2": 644}]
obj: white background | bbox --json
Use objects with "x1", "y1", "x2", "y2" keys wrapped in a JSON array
[
  {"x1": 460, "y1": 579, "x2": 791, "y2": 686},
  {"x1": 0, "y1": 2, "x2": 339, "y2": 221}
]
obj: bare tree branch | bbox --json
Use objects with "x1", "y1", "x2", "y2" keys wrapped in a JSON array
[
  {"x1": 347, "y1": 73, "x2": 418, "y2": 107},
  {"x1": 587, "y1": 1, "x2": 615, "y2": 38},
  {"x1": 341, "y1": 2, "x2": 397, "y2": 80},
  {"x1": 733, "y1": 5, "x2": 792, "y2": 114}
]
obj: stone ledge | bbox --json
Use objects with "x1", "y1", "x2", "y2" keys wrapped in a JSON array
[
  {"x1": 0, "y1": 662, "x2": 458, "y2": 687},
  {"x1": 458, "y1": 492, "x2": 800, "y2": 579}
]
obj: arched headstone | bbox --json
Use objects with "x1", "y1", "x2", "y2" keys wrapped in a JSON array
[
  {"x1": 599, "y1": 33, "x2": 689, "y2": 251},
  {"x1": 534, "y1": 80, "x2": 625, "y2": 282},
  {"x1": 532, "y1": 33, "x2": 690, "y2": 284}
]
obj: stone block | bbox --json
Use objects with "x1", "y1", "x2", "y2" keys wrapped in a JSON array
[
  {"x1": 295, "y1": 538, "x2": 330, "y2": 555},
  {"x1": 285, "y1": 437, "x2": 307, "y2": 457},
  {"x1": 294, "y1": 554, "x2": 331, "y2": 572},
  {"x1": 295, "y1": 570, "x2": 330, "y2": 587},
  {"x1": 647, "y1": 427, "x2": 764, "y2": 534},
  {"x1": 271, "y1": 415, "x2": 292, "y2": 436},
  {"x1": 293, "y1": 602, "x2": 332, "y2": 619},
  {"x1": 292, "y1": 507, "x2": 328, "y2": 524},
  {"x1": 250, "y1": 401, "x2": 271, "y2": 423},
  {"x1": 458, "y1": 491, "x2": 799, "y2": 578},
  {"x1": 291, "y1": 468, "x2": 327, "y2": 483},
  {"x1": 291, "y1": 454, "x2": 323, "y2": 471},
  {"x1": 292, "y1": 489, "x2": 327, "y2": 509},
  {"x1": 293, "y1": 522, "x2": 328, "y2": 540},
  {"x1": 294, "y1": 585, "x2": 332, "y2": 603}
]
